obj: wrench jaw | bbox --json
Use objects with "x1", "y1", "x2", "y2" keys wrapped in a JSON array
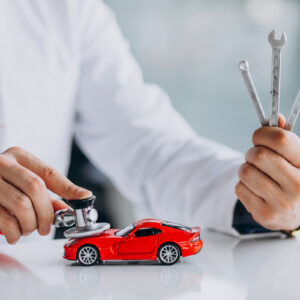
[
  {"x1": 238, "y1": 60, "x2": 250, "y2": 72},
  {"x1": 239, "y1": 32, "x2": 300, "y2": 133},
  {"x1": 268, "y1": 30, "x2": 287, "y2": 48}
]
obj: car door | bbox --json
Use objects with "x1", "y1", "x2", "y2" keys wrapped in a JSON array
[{"x1": 118, "y1": 228, "x2": 161, "y2": 255}]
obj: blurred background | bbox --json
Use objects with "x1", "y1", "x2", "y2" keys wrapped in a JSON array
[{"x1": 60, "y1": 0, "x2": 300, "y2": 235}]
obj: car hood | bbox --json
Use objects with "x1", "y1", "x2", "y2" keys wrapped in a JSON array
[
  {"x1": 72, "y1": 229, "x2": 119, "y2": 242},
  {"x1": 97, "y1": 229, "x2": 119, "y2": 237}
]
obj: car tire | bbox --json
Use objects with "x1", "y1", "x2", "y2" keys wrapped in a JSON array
[
  {"x1": 157, "y1": 243, "x2": 180, "y2": 265},
  {"x1": 77, "y1": 245, "x2": 100, "y2": 266}
]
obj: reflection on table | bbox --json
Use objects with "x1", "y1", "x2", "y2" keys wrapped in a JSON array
[{"x1": 0, "y1": 230, "x2": 300, "y2": 300}]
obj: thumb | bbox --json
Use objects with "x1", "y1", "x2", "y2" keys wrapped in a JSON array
[
  {"x1": 6, "y1": 147, "x2": 92, "y2": 200},
  {"x1": 278, "y1": 113, "x2": 286, "y2": 129}
]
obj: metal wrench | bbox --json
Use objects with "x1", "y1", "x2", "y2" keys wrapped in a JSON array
[
  {"x1": 268, "y1": 30, "x2": 287, "y2": 127},
  {"x1": 285, "y1": 90, "x2": 300, "y2": 131},
  {"x1": 238, "y1": 61, "x2": 268, "y2": 126}
]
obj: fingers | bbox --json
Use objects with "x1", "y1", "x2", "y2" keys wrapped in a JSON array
[
  {"x1": 0, "y1": 146, "x2": 92, "y2": 243},
  {"x1": 51, "y1": 199, "x2": 71, "y2": 225},
  {"x1": 252, "y1": 127, "x2": 300, "y2": 167},
  {"x1": 0, "y1": 179, "x2": 38, "y2": 236},
  {"x1": 0, "y1": 205, "x2": 22, "y2": 244},
  {"x1": 4, "y1": 147, "x2": 92, "y2": 200},
  {"x1": 51, "y1": 199, "x2": 70, "y2": 212},
  {"x1": 235, "y1": 181, "x2": 279, "y2": 230},
  {"x1": 245, "y1": 146, "x2": 300, "y2": 191},
  {"x1": 0, "y1": 162, "x2": 53, "y2": 235},
  {"x1": 238, "y1": 162, "x2": 283, "y2": 207},
  {"x1": 242, "y1": 114, "x2": 300, "y2": 231}
]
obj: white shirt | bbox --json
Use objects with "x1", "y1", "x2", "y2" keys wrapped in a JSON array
[{"x1": 0, "y1": 0, "x2": 245, "y2": 237}]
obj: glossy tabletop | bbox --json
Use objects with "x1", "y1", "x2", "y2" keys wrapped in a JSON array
[{"x1": 0, "y1": 230, "x2": 299, "y2": 300}]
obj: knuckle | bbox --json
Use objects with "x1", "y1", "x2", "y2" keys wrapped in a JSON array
[
  {"x1": 15, "y1": 194, "x2": 32, "y2": 211},
  {"x1": 251, "y1": 147, "x2": 268, "y2": 163},
  {"x1": 274, "y1": 130, "x2": 287, "y2": 148},
  {"x1": 43, "y1": 166, "x2": 56, "y2": 179},
  {"x1": 6, "y1": 146, "x2": 24, "y2": 155},
  {"x1": 27, "y1": 176, "x2": 45, "y2": 192},
  {"x1": 235, "y1": 182, "x2": 242, "y2": 196},
  {"x1": 238, "y1": 163, "x2": 252, "y2": 180},
  {"x1": 235, "y1": 182, "x2": 252, "y2": 205},
  {"x1": 252, "y1": 127, "x2": 264, "y2": 144},
  {"x1": 235, "y1": 182, "x2": 244, "y2": 200}
]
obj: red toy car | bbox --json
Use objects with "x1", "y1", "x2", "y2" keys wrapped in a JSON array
[{"x1": 64, "y1": 218, "x2": 203, "y2": 266}]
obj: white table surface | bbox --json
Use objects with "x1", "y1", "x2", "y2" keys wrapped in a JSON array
[{"x1": 0, "y1": 229, "x2": 299, "y2": 300}]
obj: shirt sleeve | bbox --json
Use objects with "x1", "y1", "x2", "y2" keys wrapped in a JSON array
[{"x1": 74, "y1": 0, "x2": 245, "y2": 236}]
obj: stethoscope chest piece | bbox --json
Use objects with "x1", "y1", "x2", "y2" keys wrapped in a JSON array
[{"x1": 54, "y1": 195, "x2": 110, "y2": 238}]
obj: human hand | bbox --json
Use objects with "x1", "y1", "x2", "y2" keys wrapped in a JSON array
[
  {"x1": 236, "y1": 115, "x2": 300, "y2": 231},
  {"x1": 0, "y1": 147, "x2": 92, "y2": 244}
]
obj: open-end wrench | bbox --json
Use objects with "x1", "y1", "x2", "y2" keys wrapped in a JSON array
[
  {"x1": 238, "y1": 61, "x2": 268, "y2": 126},
  {"x1": 268, "y1": 30, "x2": 287, "y2": 127}
]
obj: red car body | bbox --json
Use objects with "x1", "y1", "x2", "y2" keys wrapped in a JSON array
[{"x1": 64, "y1": 219, "x2": 203, "y2": 265}]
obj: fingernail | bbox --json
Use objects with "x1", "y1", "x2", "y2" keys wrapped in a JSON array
[
  {"x1": 76, "y1": 188, "x2": 92, "y2": 198},
  {"x1": 40, "y1": 226, "x2": 50, "y2": 235},
  {"x1": 23, "y1": 232, "x2": 32, "y2": 236}
]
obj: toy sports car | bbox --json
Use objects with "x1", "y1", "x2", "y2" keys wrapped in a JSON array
[{"x1": 63, "y1": 218, "x2": 203, "y2": 266}]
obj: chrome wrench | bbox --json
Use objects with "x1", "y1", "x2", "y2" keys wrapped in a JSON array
[
  {"x1": 268, "y1": 30, "x2": 287, "y2": 127},
  {"x1": 238, "y1": 60, "x2": 268, "y2": 126},
  {"x1": 285, "y1": 90, "x2": 300, "y2": 131}
]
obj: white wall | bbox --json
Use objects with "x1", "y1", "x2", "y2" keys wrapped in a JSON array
[{"x1": 104, "y1": 0, "x2": 300, "y2": 152}]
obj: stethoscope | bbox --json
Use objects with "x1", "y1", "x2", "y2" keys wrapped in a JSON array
[{"x1": 54, "y1": 195, "x2": 110, "y2": 238}]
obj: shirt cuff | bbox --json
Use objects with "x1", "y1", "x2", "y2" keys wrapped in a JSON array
[{"x1": 232, "y1": 199, "x2": 273, "y2": 234}]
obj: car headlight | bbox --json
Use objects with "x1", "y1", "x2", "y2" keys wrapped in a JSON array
[{"x1": 65, "y1": 239, "x2": 78, "y2": 247}]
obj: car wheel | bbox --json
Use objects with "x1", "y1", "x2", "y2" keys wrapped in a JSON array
[
  {"x1": 158, "y1": 243, "x2": 180, "y2": 265},
  {"x1": 77, "y1": 245, "x2": 99, "y2": 266}
]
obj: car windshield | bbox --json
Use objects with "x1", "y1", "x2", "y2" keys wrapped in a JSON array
[
  {"x1": 115, "y1": 223, "x2": 135, "y2": 237},
  {"x1": 162, "y1": 221, "x2": 191, "y2": 232}
]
